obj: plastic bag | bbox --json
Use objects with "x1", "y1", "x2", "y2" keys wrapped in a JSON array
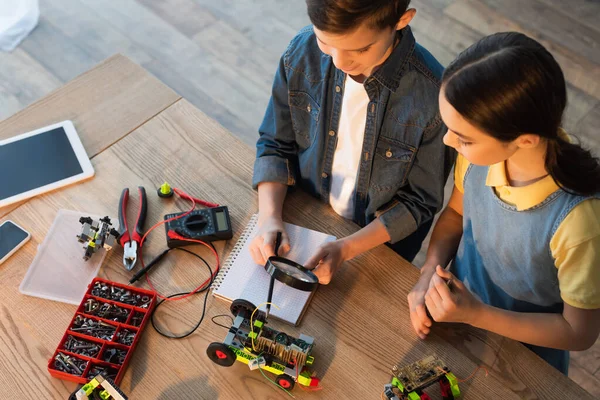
[{"x1": 0, "y1": 0, "x2": 39, "y2": 52}]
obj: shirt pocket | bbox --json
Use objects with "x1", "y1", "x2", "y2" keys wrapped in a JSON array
[
  {"x1": 289, "y1": 91, "x2": 320, "y2": 149},
  {"x1": 371, "y1": 136, "x2": 416, "y2": 191}
]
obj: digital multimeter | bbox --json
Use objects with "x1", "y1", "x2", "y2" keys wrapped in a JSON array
[{"x1": 164, "y1": 206, "x2": 233, "y2": 248}]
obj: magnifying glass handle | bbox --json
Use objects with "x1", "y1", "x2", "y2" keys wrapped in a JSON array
[
  {"x1": 266, "y1": 275, "x2": 276, "y2": 320},
  {"x1": 265, "y1": 232, "x2": 281, "y2": 321},
  {"x1": 274, "y1": 231, "x2": 282, "y2": 256}
]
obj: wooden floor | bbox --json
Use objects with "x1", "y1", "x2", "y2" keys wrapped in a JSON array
[{"x1": 1, "y1": 0, "x2": 599, "y2": 396}]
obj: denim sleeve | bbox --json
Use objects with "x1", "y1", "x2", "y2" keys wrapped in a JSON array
[
  {"x1": 252, "y1": 53, "x2": 298, "y2": 189},
  {"x1": 378, "y1": 118, "x2": 456, "y2": 243}
]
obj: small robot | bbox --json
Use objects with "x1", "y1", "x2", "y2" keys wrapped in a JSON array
[
  {"x1": 77, "y1": 216, "x2": 120, "y2": 261},
  {"x1": 206, "y1": 299, "x2": 320, "y2": 391},
  {"x1": 384, "y1": 355, "x2": 460, "y2": 400}
]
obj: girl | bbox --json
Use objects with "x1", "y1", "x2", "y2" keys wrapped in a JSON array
[{"x1": 407, "y1": 32, "x2": 600, "y2": 374}]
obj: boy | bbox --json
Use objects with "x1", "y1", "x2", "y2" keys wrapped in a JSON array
[{"x1": 251, "y1": 0, "x2": 454, "y2": 284}]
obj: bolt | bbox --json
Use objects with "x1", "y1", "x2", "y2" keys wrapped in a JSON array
[{"x1": 54, "y1": 356, "x2": 69, "y2": 372}]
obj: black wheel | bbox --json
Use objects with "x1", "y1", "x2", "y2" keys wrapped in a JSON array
[
  {"x1": 230, "y1": 299, "x2": 256, "y2": 318},
  {"x1": 275, "y1": 374, "x2": 295, "y2": 390},
  {"x1": 206, "y1": 342, "x2": 236, "y2": 367}
]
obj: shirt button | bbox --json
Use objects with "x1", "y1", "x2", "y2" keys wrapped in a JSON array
[
  {"x1": 386, "y1": 149, "x2": 393, "y2": 158},
  {"x1": 328, "y1": 130, "x2": 335, "y2": 136},
  {"x1": 307, "y1": 104, "x2": 311, "y2": 112},
  {"x1": 335, "y1": 86, "x2": 341, "y2": 93},
  {"x1": 322, "y1": 172, "x2": 328, "y2": 178}
]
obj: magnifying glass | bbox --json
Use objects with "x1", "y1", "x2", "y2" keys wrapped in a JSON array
[{"x1": 263, "y1": 232, "x2": 319, "y2": 319}]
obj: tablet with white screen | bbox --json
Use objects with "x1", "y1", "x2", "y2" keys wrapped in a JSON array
[{"x1": 0, "y1": 120, "x2": 95, "y2": 208}]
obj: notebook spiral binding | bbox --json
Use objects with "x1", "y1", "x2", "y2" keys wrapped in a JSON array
[{"x1": 211, "y1": 214, "x2": 258, "y2": 291}]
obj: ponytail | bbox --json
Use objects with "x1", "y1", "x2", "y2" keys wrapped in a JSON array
[
  {"x1": 546, "y1": 131, "x2": 600, "y2": 196},
  {"x1": 443, "y1": 32, "x2": 600, "y2": 197}
]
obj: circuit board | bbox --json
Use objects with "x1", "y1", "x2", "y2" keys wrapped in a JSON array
[
  {"x1": 392, "y1": 355, "x2": 449, "y2": 393},
  {"x1": 260, "y1": 326, "x2": 313, "y2": 351}
]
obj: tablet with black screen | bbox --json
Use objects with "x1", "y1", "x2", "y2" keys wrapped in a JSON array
[{"x1": 0, "y1": 120, "x2": 94, "y2": 208}]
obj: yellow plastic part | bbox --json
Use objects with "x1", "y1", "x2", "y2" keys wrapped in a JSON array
[
  {"x1": 234, "y1": 348, "x2": 284, "y2": 375},
  {"x1": 159, "y1": 182, "x2": 172, "y2": 195},
  {"x1": 297, "y1": 370, "x2": 312, "y2": 386},
  {"x1": 392, "y1": 376, "x2": 404, "y2": 392},
  {"x1": 446, "y1": 373, "x2": 461, "y2": 397},
  {"x1": 407, "y1": 392, "x2": 420, "y2": 400},
  {"x1": 254, "y1": 320, "x2": 264, "y2": 328},
  {"x1": 80, "y1": 378, "x2": 101, "y2": 394}
]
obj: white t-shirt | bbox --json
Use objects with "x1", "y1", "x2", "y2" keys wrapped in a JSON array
[{"x1": 329, "y1": 75, "x2": 369, "y2": 218}]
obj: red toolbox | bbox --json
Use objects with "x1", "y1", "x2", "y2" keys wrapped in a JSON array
[{"x1": 48, "y1": 278, "x2": 156, "y2": 384}]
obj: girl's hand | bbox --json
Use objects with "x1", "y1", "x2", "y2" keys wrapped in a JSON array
[
  {"x1": 249, "y1": 215, "x2": 291, "y2": 265},
  {"x1": 304, "y1": 239, "x2": 350, "y2": 285},
  {"x1": 408, "y1": 265, "x2": 437, "y2": 339},
  {"x1": 425, "y1": 265, "x2": 483, "y2": 325}
]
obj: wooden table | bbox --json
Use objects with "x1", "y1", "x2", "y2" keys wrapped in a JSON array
[{"x1": 0, "y1": 55, "x2": 593, "y2": 399}]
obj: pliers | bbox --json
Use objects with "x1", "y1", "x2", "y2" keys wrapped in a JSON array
[{"x1": 118, "y1": 187, "x2": 147, "y2": 270}]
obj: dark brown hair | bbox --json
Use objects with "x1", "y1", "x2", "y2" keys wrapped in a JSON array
[
  {"x1": 306, "y1": 0, "x2": 411, "y2": 34},
  {"x1": 443, "y1": 32, "x2": 600, "y2": 196}
]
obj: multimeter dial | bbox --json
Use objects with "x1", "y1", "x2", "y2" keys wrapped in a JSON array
[
  {"x1": 180, "y1": 213, "x2": 213, "y2": 236},
  {"x1": 164, "y1": 206, "x2": 233, "y2": 248}
]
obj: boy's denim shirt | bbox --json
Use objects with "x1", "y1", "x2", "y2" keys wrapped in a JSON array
[{"x1": 253, "y1": 26, "x2": 455, "y2": 243}]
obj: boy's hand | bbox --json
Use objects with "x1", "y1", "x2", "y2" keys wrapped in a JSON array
[
  {"x1": 304, "y1": 239, "x2": 350, "y2": 285},
  {"x1": 408, "y1": 264, "x2": 437, "y2": 339},
  {"x1": 425, "y1": 266, "x2": 482, "y2": 325},
  {"x1": 249, "y1": 216, "x2": 291, "y2": 265}
]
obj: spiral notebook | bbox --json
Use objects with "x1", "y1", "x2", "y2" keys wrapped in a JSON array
[{"x1": 212, "y1": 215, "x2": 336, "y2": 326}]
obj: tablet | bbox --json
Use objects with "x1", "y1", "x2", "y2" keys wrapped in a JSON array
[{"x1": 0, "y1": 120, "x2": 95, "y2": 208}]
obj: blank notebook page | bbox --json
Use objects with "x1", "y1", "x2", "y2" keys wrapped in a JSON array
[{"x1": 213, "y1": 215, "x2": 336, "y2": 325}]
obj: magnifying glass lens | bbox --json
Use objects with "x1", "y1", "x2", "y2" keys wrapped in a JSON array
[{"x1": 269, "y1": 259, "x2": 317, "y2": 282}]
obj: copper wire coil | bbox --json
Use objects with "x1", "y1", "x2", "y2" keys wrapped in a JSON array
[{"x1": 254, "y1": 336, "x2": 307, "y2": 367}]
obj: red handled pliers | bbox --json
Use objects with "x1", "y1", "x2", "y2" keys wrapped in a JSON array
[{"x1": 118, "y1": 187, "x2": 147, "y2": 270}]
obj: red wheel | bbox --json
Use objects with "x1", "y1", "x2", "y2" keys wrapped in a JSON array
[
  {"x1": 206, "y1": 342, "x2": 236, "y2": 367},
  {"x1": 275, "y1": 374, "x2": 295, "y2": 390},
  {"x1": 215, "y1": 350, "x2": 227, "y2": 359}
]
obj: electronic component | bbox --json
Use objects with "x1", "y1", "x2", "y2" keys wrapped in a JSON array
[
  {"x1": 164, "y1": 206, "x2": 233, "y2": 247},
  {"x1": 77, "y1": 216, "x2": 119, "y2": 261},
  {"x1": 385, "y1": 355, "x2": 461, "y2": 400}
]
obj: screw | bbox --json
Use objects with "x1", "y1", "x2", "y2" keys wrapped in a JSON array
[
  {"x1": 55, "y1": 353, "x2": 87, "y2": 376},
  {"x1": 54, "y1": 356, "x2": 69, "y2": 372},
  {"x1": 88, "y1": 365, "x2": 118, "y2": 380},
  {"x1": 139, "y1": 295, "x2": 151, "y2": 308},
  {"x1": 130, "y1": 312, "x2": 144, "y2": 327},
  {"x1": 116, "y1": 329, "x2": 136, "y2": 346},
  {"x1": 103, "y1": 348, "x2": 128, "y2": 365}
]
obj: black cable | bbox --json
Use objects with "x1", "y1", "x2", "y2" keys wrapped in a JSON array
[
  {"x1": 211, "y1": 314, "x2": 234, "y2": 329},
  {"x1": 150, "y1": 247, "x2": 214, "y2": 339}
]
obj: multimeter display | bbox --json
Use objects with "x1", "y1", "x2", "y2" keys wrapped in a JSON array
[
  {"x1": 215, "y1": 210, "x2": 229, "y2": 231},
  {"x1": 164, "y1": 206, "x2": 233, "y2": 248}
]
